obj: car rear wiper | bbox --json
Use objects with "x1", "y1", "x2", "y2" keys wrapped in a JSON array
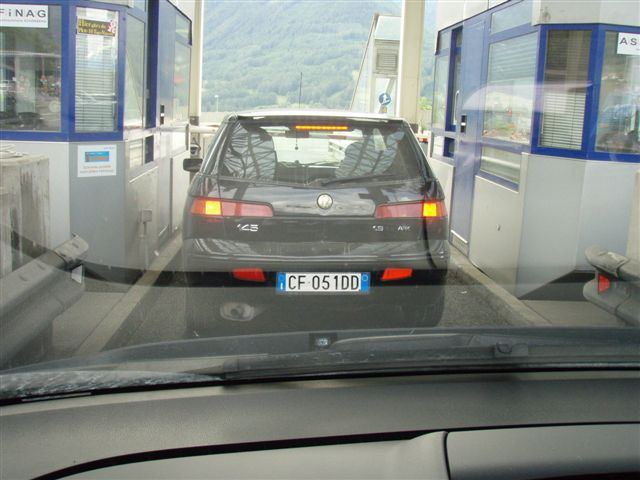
[{"x1": 321, "y1": 173, "x2": 397, "y2": 186}]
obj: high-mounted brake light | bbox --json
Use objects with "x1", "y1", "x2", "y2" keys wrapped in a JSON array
[
  {"x1": 233, "y1": 268, "x2": 266, "y2": 282},
  {"x1": 381, "y1": 268, "x2": 413, "y2": 281},
  {"x1": 597, "y1": 273, "x2": 611, "y2": 294},
  {"x1": 375, "y1": 200, "x2": 446, "y2": 219},
  {"x1": 295, "y1": 125, "x2": 349, "y2": 131},
  {"x1": 191, "y1": 198, "x2": 273, "y2": 217}
]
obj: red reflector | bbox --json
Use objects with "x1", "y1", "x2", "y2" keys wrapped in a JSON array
[
  {"x1": 381, "y1": 268, "x2": 413, "y2": 281},
  {"x1": 597, "y1": 273, "x2": 611, "y2": 294},
  {"x1": 375, "y1": 200, "x2": 446, "y2": 219},
  {"x1": 191, "y1": 198, "x2": 273, "y2": 217},
  {"x1": 233, "y1": 268, "x2": 266, "y2": 282}
]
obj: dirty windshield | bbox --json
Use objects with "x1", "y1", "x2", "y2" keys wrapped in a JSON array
[{"x1": 1, "y1": 0, "x2": 638, "y2": 400}]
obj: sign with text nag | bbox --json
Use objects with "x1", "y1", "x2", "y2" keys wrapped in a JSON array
[{"x1": 0, "y1": 4, "x2": 48, "y2": 29}]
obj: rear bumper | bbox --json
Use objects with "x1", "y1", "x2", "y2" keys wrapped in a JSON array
[
  {"x1": 182, "y1": 237, "x2": 448, "y2": 312},
  {"x1": 182, "y1": 238, "x2": 449, "y2": 276}
]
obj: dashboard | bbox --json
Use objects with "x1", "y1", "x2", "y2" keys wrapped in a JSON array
[{"x1": 1, "y1": 370, "x2": 639, "y2": 479}]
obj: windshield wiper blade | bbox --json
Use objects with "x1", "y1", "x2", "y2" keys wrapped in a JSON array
[
  {"x1": 321, "y1": 173, "x2": 397, "y2": 186},
  {"x1": 193, "y1": 332, "x2": 640, "y2": 380}
]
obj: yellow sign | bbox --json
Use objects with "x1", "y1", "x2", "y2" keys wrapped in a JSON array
[{"x1": 77, "y1": 18, "x2": 116, "y2": 36}]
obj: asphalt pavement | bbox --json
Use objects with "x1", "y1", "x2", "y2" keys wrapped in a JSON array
[
  {"x1": 43, "y1": 242, "x2": 623, "y2": 364},
  {"x1": 107, "y1": 268, "x2": 512, "y2": 350}
]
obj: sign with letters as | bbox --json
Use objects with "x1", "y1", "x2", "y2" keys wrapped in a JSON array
[{"x1": 617, "y1": 33, "x2": 640, "y2": 56}]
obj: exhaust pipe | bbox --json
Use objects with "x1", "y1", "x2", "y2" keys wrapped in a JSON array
[{"x1": 219, "y1": 302, "x2": 263, "y2": 322}]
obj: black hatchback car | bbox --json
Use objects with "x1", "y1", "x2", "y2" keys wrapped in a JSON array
[{"x1": 182, "y1": 110, "x2": 449, "y2": 333}]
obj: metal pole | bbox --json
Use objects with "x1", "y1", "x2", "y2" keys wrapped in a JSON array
[{"x1": 189, "y1": 0, "x2": 204, "y2": 125}]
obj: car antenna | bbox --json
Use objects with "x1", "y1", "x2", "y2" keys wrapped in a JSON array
[{"x1": 295, "y1": 72, "x2": 302, "y2": 150}]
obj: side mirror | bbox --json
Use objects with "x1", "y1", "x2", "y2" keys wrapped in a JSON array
[{"x1": 183, "y1": 157, "x2": 202, "y2": 173}]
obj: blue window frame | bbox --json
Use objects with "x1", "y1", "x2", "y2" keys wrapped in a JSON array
[
  {"x1": 531, "y1": 23, "x2": 640, "y2": 163},
  {"x1": 1, "y1": 0, "x2": 128, "y2": 142},
  {"x1": 430, "y1": 24, "x2": 459, "y2": 165},
  {"x1": 476, "y1": 2, "x2": 539, "y2": 189}
]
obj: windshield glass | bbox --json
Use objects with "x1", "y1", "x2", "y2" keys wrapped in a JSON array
[{"x1": 1, "y1": 0, "x2": 638, "y2": 402}]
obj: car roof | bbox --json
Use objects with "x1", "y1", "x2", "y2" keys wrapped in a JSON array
[{"x1": 235, "y1": 109, "x2": 404, "y2": 122}]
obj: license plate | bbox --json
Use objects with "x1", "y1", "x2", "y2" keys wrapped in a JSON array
[{"x1": 276, "y1": 273, "x2": 370, "y2": 294}]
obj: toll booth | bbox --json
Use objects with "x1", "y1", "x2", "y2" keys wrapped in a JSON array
[
  {"x1": 350, "y1": 14, "x2": 401, "y2": 116},
  {"x1": 425, "y1": 0, "x2": 639, "y2": 296},
  {"x1": 1, "y1": 0, "x2": 198, "y2": 278}
]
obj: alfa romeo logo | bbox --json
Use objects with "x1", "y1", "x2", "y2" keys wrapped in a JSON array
[{"x1": 317, "y1": 194, "x2": 333, "y2": 210}]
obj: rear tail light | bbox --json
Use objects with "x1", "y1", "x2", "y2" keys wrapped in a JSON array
[
  {"x1": 597, "y1": 273, "x2": 611, "y2": 294},
  {"x1": 381, "y1": 268, "x2": 413, "y2": 281},
  {"x1": 232, "y1": 268, "x2": 266, "y2": 282},
  {"x1": 375, "y1": 200, "x2": 446, "y2": 219},
  {"x1": 191, "y1": 198, "x2": 273, "y2": 217}
]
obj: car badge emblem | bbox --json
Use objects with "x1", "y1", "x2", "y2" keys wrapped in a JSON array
[{"x1": 317, "y1": 194, "x2": 333, "y2": 210}]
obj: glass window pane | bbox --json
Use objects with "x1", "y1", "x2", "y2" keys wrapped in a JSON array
[
  {"x1": 454, "y1": 29, "x2": 463, "y2": 48},
  {"x1": 431, "y1": 55, "x2": 448, "y2": 129},
  {"x1": 539, "y1": 30, "x2": 591, "y2": 150},
  {"x1": 75, "y1": 8, "x2": 119, "y2": 132},
  {"x1": 596, "y1": 32, "x2": 640, "y2": 154},
  {"x1": 483, "y1": 32, "x2": 537, "y2": 144},
  {"x1": 0, "y1": 5, "x2": 62, "y2": 131},
  {"x1": 176, "y1": 14, "x2": 190, "y2": 43},
  {"x1": 173, "y1": 41, "x2": 191, "y2": 123},
  {"x1": 437, "y1": 31, "x2": 450, "y2": 52},
  {"x1": 491, "y1": 0, "x2": 531, "y2": 34},
  {"x1": 480, "y1": 146, "x2": 521, "y2": 183},
  {"x1": 133, "y1": 0, "x2": 147, "y2": 12},
  {"x1": 127, "y1": 138, "x2": 144, "y2": 170},
  {"x1": 124, "y1": 15, "x2": 145, "y2": 128}
]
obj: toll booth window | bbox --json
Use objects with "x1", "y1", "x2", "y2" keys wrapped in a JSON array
[
  {"x1": 431, "y1": 55, "x2": 448, "y2": 129},
  {"x1": 124, "y1": 15, "x2": 146, "y2": 128},
  {"x1": 480, "y1": 146, "x2": 522, "y2": 184},
  {"x1": 0, "y1": 5, "x2": 62, "y2": 131},
  {"x1": 173, "y1": 41, "x2": 191, "y2": 123},
  {"x1": 132, "y1": 0, "x2": 148, "y2": 12},
  {"x1": 539, "y1": 30, "x2": 591, "y2": 150},
  {"x1": 75, "y1": 8, "x2": 118, "y2": 132},
  {"x1": 482, "y1": 32, "x2": 537, "y2": 144},
  {"x1": 490, "y1": 0, "x2": 531, "y2": 34},
  {"x1": 176, "y1": 14, "x2": 190, "y2": 43},
  {"x1": 595, "y1": 32, "x2": 640, "y2": 155},
  {"x1": 128, "y1": 138, "x2": 144, "y2": 170}
]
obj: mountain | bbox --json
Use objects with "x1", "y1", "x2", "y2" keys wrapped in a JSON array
[{"x1": 200, "y1": 0, "x2": 435, "y2": 112}]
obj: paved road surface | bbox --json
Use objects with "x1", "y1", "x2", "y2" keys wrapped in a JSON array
[{"x1": 108, "y1": 268, "x2": 512, "y2": 349}]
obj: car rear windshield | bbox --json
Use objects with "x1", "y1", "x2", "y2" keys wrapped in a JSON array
[{"x1": 215, "y1": 118, "x2": 426, "y2": 186}]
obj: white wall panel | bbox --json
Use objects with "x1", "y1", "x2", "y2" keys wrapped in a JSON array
[
  {"x1": 469, "y1": 174, "x2": 525, "y2": 292},
  {"x1": 516, "y1": 154, "x2": 585, "y2": 296},
  {"x1": 575, "y1": 161, "x2": 639, "y2": 269}
]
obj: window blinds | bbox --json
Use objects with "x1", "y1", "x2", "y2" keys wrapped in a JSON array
[
  {"x1": 539, "y1": 30, "x2": 591, "y2": 150},
  {"x1": 75, "y1": 9, "x2": 118, "y2": 132}
]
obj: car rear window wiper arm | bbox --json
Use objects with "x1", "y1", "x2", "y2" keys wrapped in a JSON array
[{"x1": 321, "y1": 173, "x2": 397, "y2": 186}]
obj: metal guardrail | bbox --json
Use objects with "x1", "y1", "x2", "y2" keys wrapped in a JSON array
[
  {"x1": 0, "y1": 235, "x2": 89, "y2": 368},
  {"x1": 583, "y1": 245, "x2": 640, "y2": 326}
]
